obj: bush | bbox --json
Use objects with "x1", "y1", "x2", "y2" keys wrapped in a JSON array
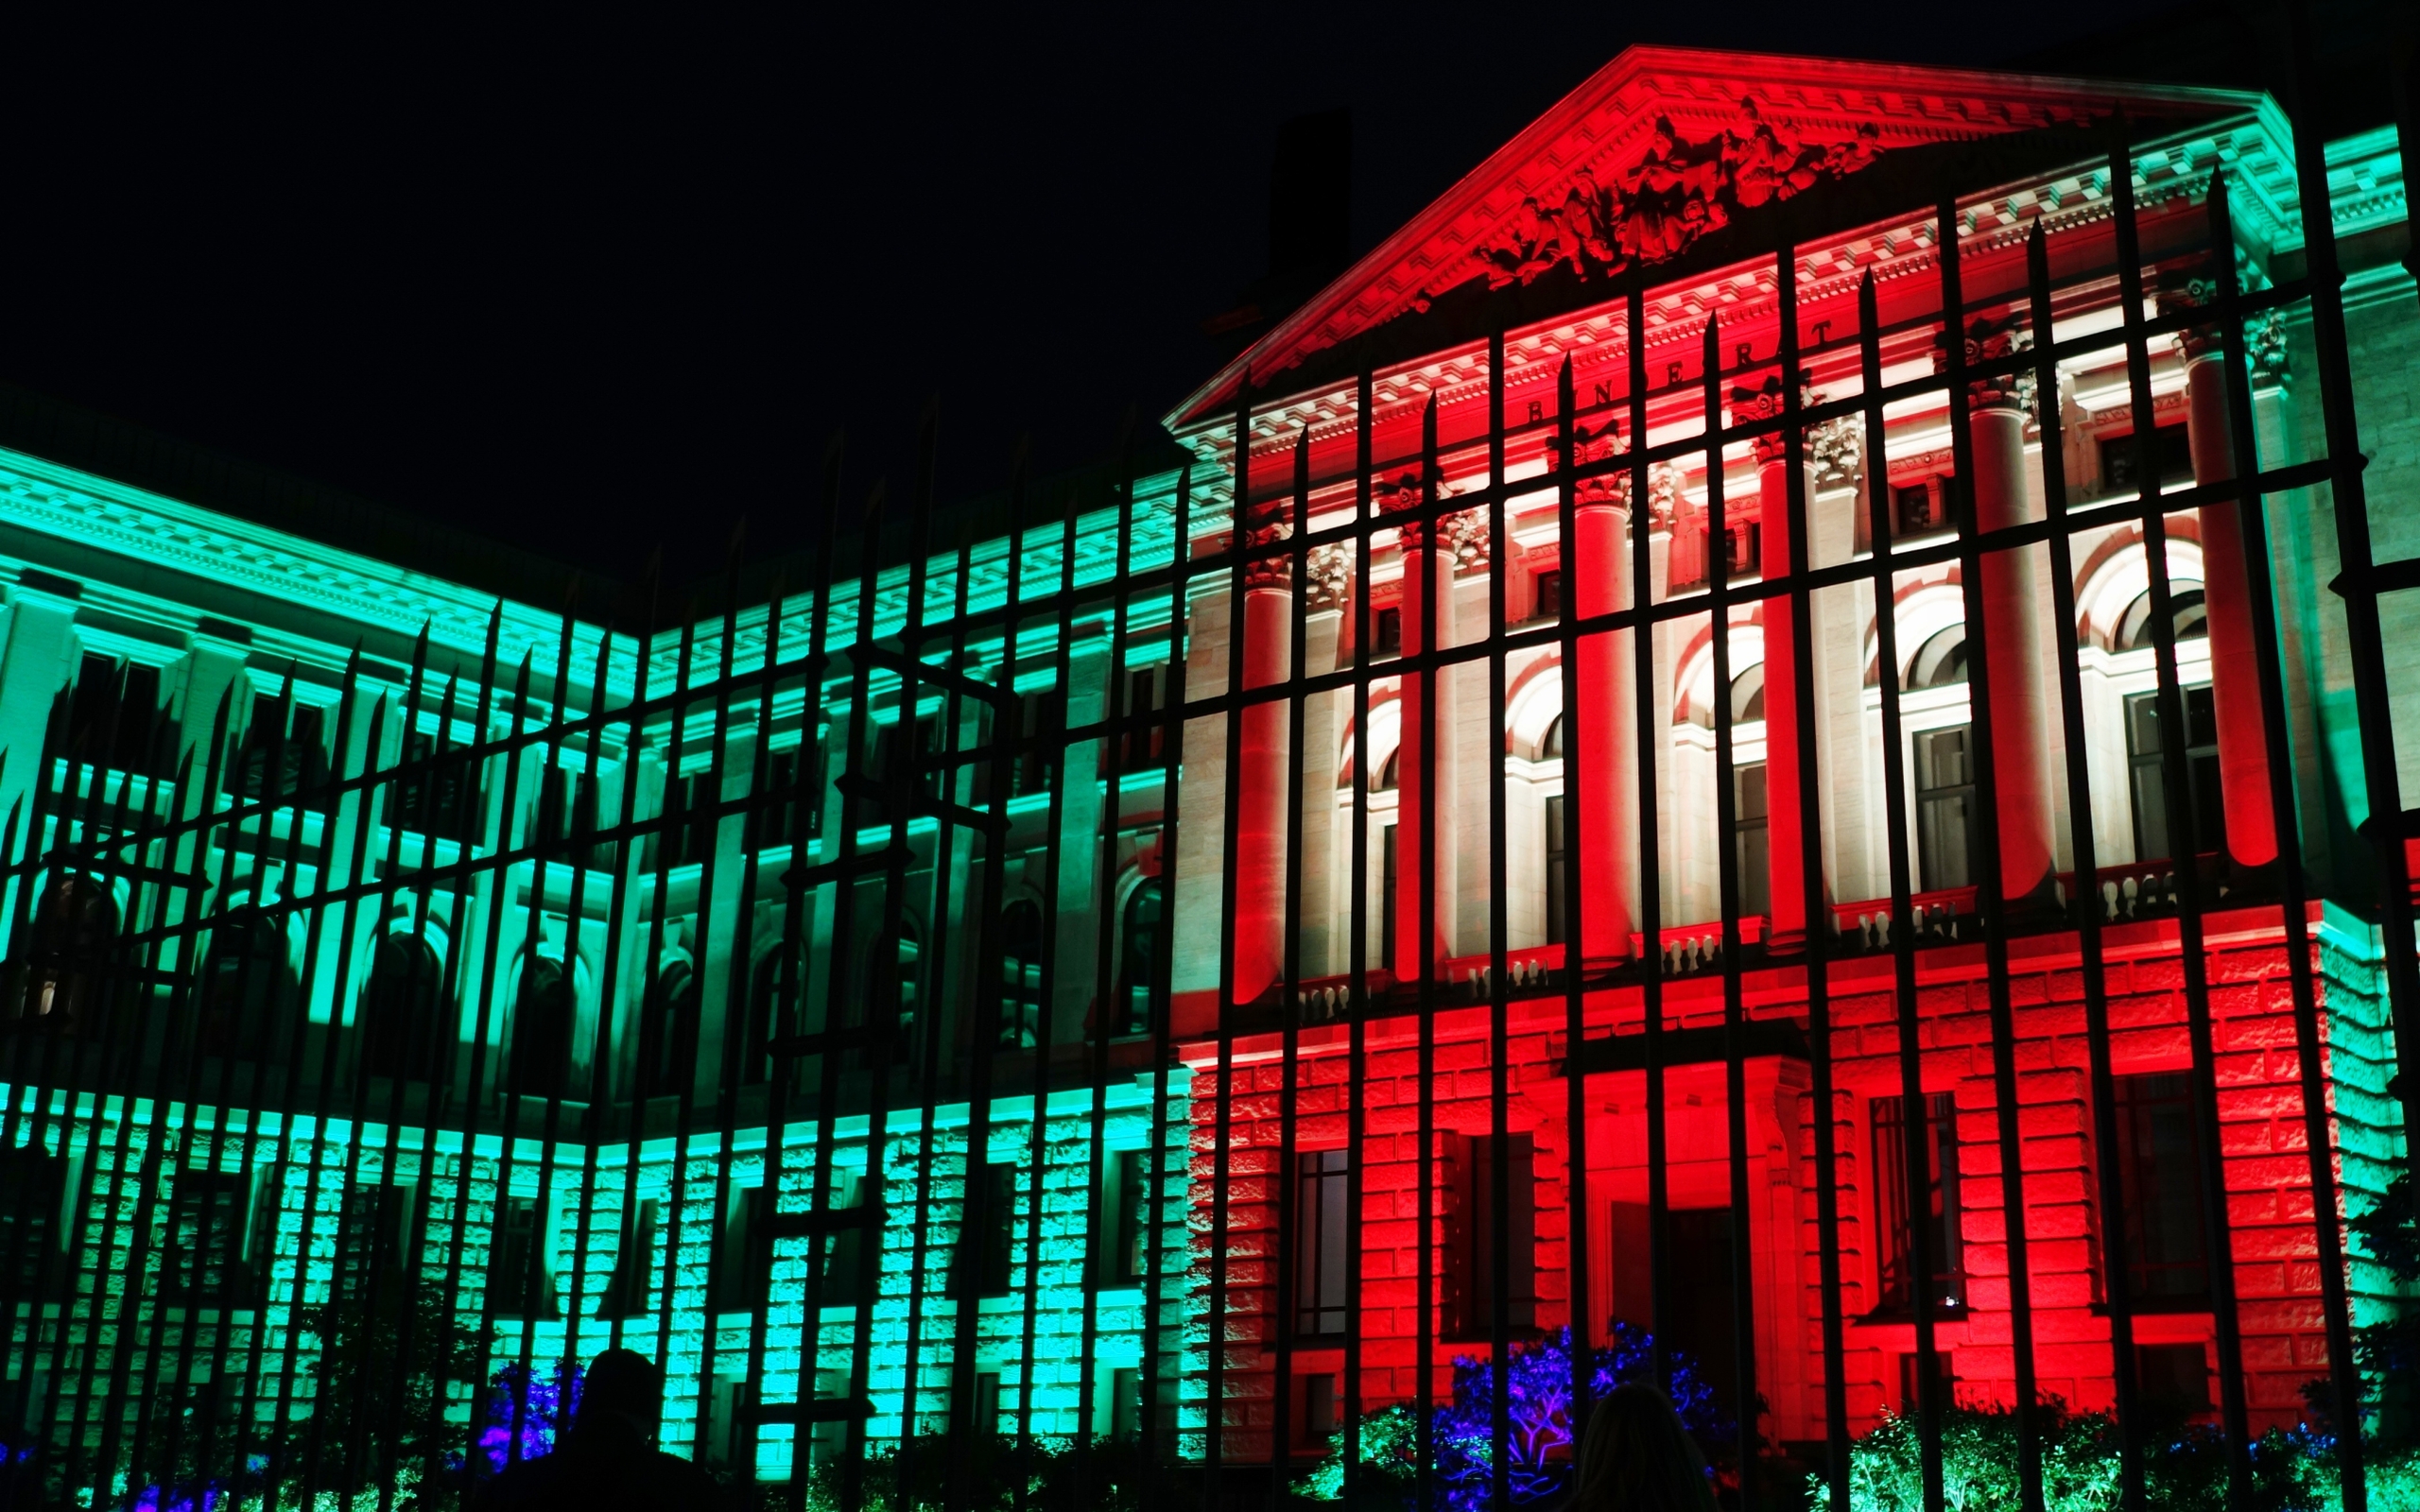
[
  {"x1": 1308, "y1": 1324, "x2": 1731, "y2": 1511},
  {"x1": 1820, "y1": 1404, "x2": 2420, "y2": 1512}
]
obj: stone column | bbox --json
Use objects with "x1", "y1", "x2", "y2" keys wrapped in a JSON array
[
  {"x1": 1572, "y1": 481, "x2": 1636, "y2": 966},
  {"x1": 0, "y1": 581, "x2": 83, "y2": 842},
  {"x1": 1297, "y1": 546, "x2": 1351, "y2": 978},
  {"x1": 1387, "y1": 497, "x2": 1457, "y2": 982},
  {"x1": 2169, "y1": 293, "x2": 2279, "y2": 870},
  {"x1": 1957, "y1": 315, "x2": 2057, "y2": 903},
  {"x1": 1738, "y1": 375, "x2": 1810, "y2": 950},
  {"x1": 1230, "y1": 509, "x2": 1294, "y2": 1006}
]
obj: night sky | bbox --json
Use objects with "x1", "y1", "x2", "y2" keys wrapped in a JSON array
[{"x1": 0, "y1": 3, "x2": 2272, "y2": 596}]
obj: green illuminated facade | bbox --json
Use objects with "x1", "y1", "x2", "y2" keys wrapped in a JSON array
[{"x1": 0, "y1": 420, "x2": 1205, "y2": 1491}]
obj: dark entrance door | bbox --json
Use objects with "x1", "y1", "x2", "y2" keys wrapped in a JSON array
[{"x1": 1668, "y1": 1207, "x2": 1739, "y2": 1414}]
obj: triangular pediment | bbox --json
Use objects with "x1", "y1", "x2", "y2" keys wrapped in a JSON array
[{"x1": 1170, "y1": 46, "x2": 2261, "y2": 429}]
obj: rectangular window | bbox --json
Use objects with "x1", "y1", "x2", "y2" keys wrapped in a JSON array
[
  {"x1": 1530, "y1": 567, "x2": 1563, "y2": 623},
  {"x1": 1294, "y1": 1149, "x2": 1350, "y2": 1337},
  {"x1": 2135, "y1": 1343, "x2": 2212, "y2": 1417},
  {"x1": 1544, "y1": 795, "x2": 1568, "y2": 946},
  {"x1": 602, "y1": 1197, "x2": 658, "y2": 1318},
  {"x1": 655, "y1": 771, "x2": 719, "y2": 870},
  {"x1": 1101, "y1": 1149, "x2": 1151, "y2": 1287},
  {"x1": 494, "y1": 1195, "x2": 557, "y2": 1319},
  {"x1": 2124, "y1": 687, "x2": 2225, "y2": 865},
  {"x1": 1295, "y1": 1372, "x2": 1340, "y2": 1452},
  {"x1": 714, "y1": 1186, "x2": 769, "y2": 1313},
  {"x1": 971, "y1": 1371, "x2": 1002, "y2": 1436},
  {"x1": 66, "y1": 655, "x2": 164, "y2": 774},
  {"x1": 334, "y1": 1184, "x2": 411, "y2": 1304},
  {"x1": 743, "y1": 746, "x2": 813, "y2": 851},
  {"x1": 1608, "y1": 1200, "x2": 1651, "y2": 1332},
  {"x1": 2112, "y1": 1073, "x2": 2212, "y2": 1307},
  {"x1": 391, "y1": 730, "x2": 479, "y2": 837},
  {"x1": 705, "y1": 1374, "x2": 749, "y2": 1470},
  {"x1": 1381, "y1": 823, "x2": 1398, "y2": 968},
  {"x1": 535, "y1": 764, "x2": 608, "y2": 870},
  {"x1": 1721, "y1": 520, "x2": 1759, "y2": 578},
  {"x1": 820, "y1": 1168, "x2": 869, "y2": 1304},
  {"x1": 1872, "y1": 1093, "x2": 1962, "y2": 1314},
  {"x1": 1893, "y1": 480, "x2": 1945, "y2": 537},
  {"x1": 961, "y1": 1164, "x2": 1015, "y2": 1299},
  {"x1": 2099, "y1": 423, "x2": 2194, "y2": 495},
  {"x1": 1448, "y1": 1133, "x2": 1535, "y2": 1336},
  {"x1": 1120, "y1": 667, "x2": 1167, "y2": 771},
  {"x1": 0, "y1": 1148, "x2": 70, "y2": 1299},
  {"x1": 1913, "y1": 726, "x2": 1978, "y2": 892},
  {"x1": 1898, "y1": 1349, "x2": 1956, "y2": 1415},
  {"x1": 1733, "y1": 762, "x2": 1771, "y2": 919},
  {"x1": 165, "y1": 1170, "x2": 254, "y2": 1305},
  {"x1": 1108, "y1": 1367, "x2": 1143, "y2": 1443},
  {"x1": 1011, "y1": 689, "x2": 1062, "y2": 798},
  {"x1": 1374, "y1": 606, "x2": 1402, "y2": 658}
]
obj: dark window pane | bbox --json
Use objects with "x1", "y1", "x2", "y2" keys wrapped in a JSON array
[
  {"x1": 1914, "y1": 728, "x2": 1978, "y2": 891},
  {"x1": 1294, "y1": 1149, "x2": 1350, "y2": 1336},
  {"x1": 2113, "y1": 1073, "x2": 2211, "y2": 1306},
  {"x1": 1872, "y1": 1092, "x2": 1962, "y2": 1314}
]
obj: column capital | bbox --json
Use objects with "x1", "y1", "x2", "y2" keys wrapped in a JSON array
[
  {"x1": 1375, "y1": 465, "x2": 1449, "y2": 550},
  {"x1": 2247, "y1": 307, "x2": 2291, "y2": 389},
  {"x1": 1728, "y1": 371, "x2": 1816, "y2": 464},
  {"x1": 2157, "y1": 270, "x2": 2226, "y2": 363},
  {"x1": 1240, "y1": 499, "x2": 1294, "y2": 591},
  {"x1": 1937, "y1": 310, "x2": 2035, "y2": 414},
  {"x1": 1303, "y1": 543, "x2": 1352, "y2": 610}
]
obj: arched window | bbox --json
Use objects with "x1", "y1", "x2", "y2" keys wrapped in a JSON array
[
  {"x1": 22, "y1": 874, "x2": 116, "y2": 1036},
  {"x1": 2115, "y1": 588, "x2": 2207, "y2": 651},
  {"x1": 1731, "y1": 664, "x2": 1767, "y2": 722},
  {"x1": 999, "y1": 901, "x2": 1045, "y2": 1050},
  {"x1": 1116, "y1": 880, "x2": 1166, "y2": 1037},
  {"x1": 1904, "y1": 625, "x2": 1970, "y2": 691},
  {"x1": 745, "y1": 943, "x2": 804, "y2": 1087},
  {"x1": 509, "y1": 955, "x2": 573, "y2": 1099},
  {"x1": 1540, "y1": 716, "x2": 1564, "y2": 763},
  {"x1": 361, "y1": 932, "x2": 443, "y2": 1083},
  {"x1": 637, "y1": 957, "x2": 700, "y2": 1101},
  {"x1": 869, "y1": 921, "x2": 922, "y2": 1047},
  {"x1": 199, "y1": 909, "x2": 298, "y2": 1060},
  {"x1": 1374, "y1": 750, "x2": 1400, "y2": 792}
]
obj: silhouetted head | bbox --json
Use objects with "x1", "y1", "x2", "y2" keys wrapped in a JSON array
[
  {"x1": 577, "y1": 1349, "x2": 664, "y2": 1444},
  {"x1": 1569, "y1": 1383, "x2": 1715, "y2": 1512}
]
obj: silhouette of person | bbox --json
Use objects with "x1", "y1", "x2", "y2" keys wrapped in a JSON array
[
  {"x1": 1567, "y1": 1382, "x2": 1716, "y2": 1512},
  {"x1": 472, "y1": 1349, "x2": 733, "y2": 1511}
]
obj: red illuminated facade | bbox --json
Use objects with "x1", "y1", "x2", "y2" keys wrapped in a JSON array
[{"x1": 1156, "y1": 47, "x2": 2411, "y2": 1465}]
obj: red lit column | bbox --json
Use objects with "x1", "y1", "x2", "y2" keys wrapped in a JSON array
[
  {"x1": 2174, "y1": 317, "x2": 2278, "y2": 869},
  {"x1": 1961, "y1": 318, "x2": 2057, "y2": 903},
  {"x1": 1392, "y1": 513, "x2": 1457, "y2": 981},
  {"x1": 1572, "y1": 485, "x2": 1635, "y2": 965},
  {"x1": 1232, "y1": 541, "x2": 1294, "y2": 1005},
  {"x1": 1753, "y1": 434, "x2": 1808, "y2": 949}
]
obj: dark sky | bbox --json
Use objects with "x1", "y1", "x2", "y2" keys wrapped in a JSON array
[{"x1": 0, "y1": 4, "x2": 2208, "y2": 593}]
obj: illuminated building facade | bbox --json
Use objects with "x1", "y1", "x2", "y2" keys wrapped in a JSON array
[{"x1": 0, "y1": 39, "x2": 2413, "y2": 1512}]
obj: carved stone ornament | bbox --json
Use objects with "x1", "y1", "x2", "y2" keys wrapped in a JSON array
[
  {"x1": 1807, "y1": 415, "x2": 1863, "y2": 487},
  {"x1": 1438, "y1": 98, "x2": 1885, "y2": 302},
  {"x1": 2247, "y1": 307, "x2": 2290, "y2": 387},
  {"x1": 1937, "y1": 310, "x2": 2035, "y2": 414},
  {"x1": 1304, "y1": 542, "x2": 1353, "y2": 610},
  {"x1": 1241, "y1": 501, "x2": 1294, "y2": 590},
  {"x1": 1439, "y1": 507, "x2": 1492, "y2": 572},
  {"x1": 1643, "y1": 464, "x2": 1685, "y2": 528},
  {"x1": 2158, "y1": 270, "x2": 2224, "y2": 363},
  {"x1": 1728, "y1": 371, "x2": 1817, "y2": 464},
  {"x1": 1375, "y1": 466, "x2": 1450, "y2": 549}
]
